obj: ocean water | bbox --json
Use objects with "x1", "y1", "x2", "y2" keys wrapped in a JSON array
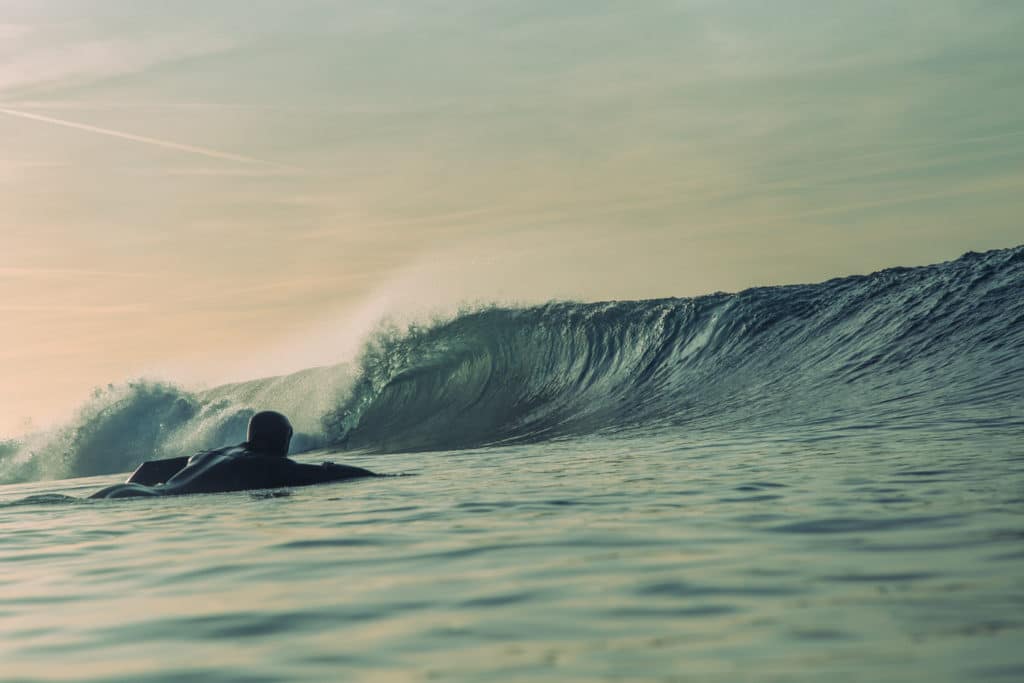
[{"x1": 1, "y1": 247, "x2": 1022, "y2": 681}]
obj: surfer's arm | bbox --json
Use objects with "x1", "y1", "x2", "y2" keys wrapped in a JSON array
[
  {"x1": 126, "y1": 456, "x2": 190, "y2": 485},
  {"x1": 89, "y1": 482, "x2": 162, "y2": 499},
  {"x1": 280, "y1": 460, "x2": 377, "y2": 486},
  {"x1": 320, "y1": 462, "x2": 377, "y2": 480}
]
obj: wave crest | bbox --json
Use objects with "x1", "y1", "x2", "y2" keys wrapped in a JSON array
[
  {"x1": 324, "y1": 246, "x2": 1024, "y2": 452},
  {"x1": 1, "y1": 365, "x2": 355, "y2": 484},
  {"x1": 4, "y1": 246, "x2": 1021, "y2": 482}
]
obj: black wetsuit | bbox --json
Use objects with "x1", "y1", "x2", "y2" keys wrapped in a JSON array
[{"x1": 89, "y1": 444, "x2": 376, "y2": 499}]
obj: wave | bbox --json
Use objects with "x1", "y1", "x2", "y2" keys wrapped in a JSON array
[
  {"x1": 0, "y1": 365, "x2": 355, "y2": 484},
  {"x1": 3, "y1": 245, "x2": 1022, "y2": 483},
  {"x1": 324, "y1": 246, "x2": 1024, "y2": 452}
]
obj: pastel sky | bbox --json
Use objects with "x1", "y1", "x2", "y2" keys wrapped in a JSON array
[{"x1": 2, "y1": 0, "x2": 1022, "y2": 436}]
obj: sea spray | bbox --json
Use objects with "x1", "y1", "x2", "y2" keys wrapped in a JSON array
[
  {"x1": 0, "y1": 382, "x2": 201, "y2": 483},
  {"x1": 0, "y1": 363, "x2": 356, "y2": 484}
]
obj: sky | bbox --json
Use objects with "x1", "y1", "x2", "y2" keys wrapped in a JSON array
[{"x1": 1, "y1": 0, "x2": 1023, "y2": 436}]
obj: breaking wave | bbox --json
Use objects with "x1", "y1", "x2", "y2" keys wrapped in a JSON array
[
  {"x1": 3, "y1": 245, "x2": 1022, "y2": 482},
  {"x1": 324, "y1": 246, "x2": 1024, "y2": 452},
  {"x1": 0, "y1": 365, "x2": 355, "y2": 484}
]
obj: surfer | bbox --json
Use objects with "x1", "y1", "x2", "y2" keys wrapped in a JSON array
[{"x1": 89, "y1": 410, "x2": 376, "y2": 499}]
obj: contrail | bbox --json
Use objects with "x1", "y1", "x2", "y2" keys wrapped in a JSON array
[{"x1": 0, "y1": 107, "x2": 300, "y2": 170}]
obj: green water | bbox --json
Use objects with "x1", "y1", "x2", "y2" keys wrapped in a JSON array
[{"x1": 2, "y1": 428, "x2": 1022, "y2": 682}]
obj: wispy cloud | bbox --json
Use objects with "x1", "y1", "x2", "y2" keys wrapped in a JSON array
[
  {"x1": 0, "y1": 267, "x2": 145, "y2": 279},
  {"x1": 0, "y1": 160, "x2": 71, "y2": 170},
  {"x1": 161, "y1": 167, "x2": 304, "y2": 178},
  {"x1": 0, "y1": 107, "x2": 301, "y2": 169},
  {"x1": 298, "y1": 207, "x2": 502, "y2": 240},
  {"x1": 0, "y1": 303, "x2": 148, "y2": 314},
  {"x1": 0, "y1": 23, "x2": 31, "y2": 42},
  {"x1": 687, "y1": 174, "x2": 1024, "y2": 237},
  {"x1": 4, "y1": 100, "x2": 307, "y2": 112},
  {"x1": 168, "y1": 273, "x2": 374, "y2": 307},
  {"x1": 0, "y1": 27, "x2": 229, "y2": 94}
]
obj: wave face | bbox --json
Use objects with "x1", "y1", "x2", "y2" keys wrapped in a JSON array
[
  {"x1": 0, "y1": 365, "x2": 354, "y2": 484},
  {"x1": 324, "y1": 246, "x2": 1024, "y2": 452}
]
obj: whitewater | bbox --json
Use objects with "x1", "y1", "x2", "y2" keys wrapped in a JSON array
[{"x1": 2, "y1": 246, "x2": 1022, "y2": 682}]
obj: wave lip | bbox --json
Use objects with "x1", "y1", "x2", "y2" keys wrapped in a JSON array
[{"x1": 325, "y1": 246, "x2": 1024, "y2": 453}]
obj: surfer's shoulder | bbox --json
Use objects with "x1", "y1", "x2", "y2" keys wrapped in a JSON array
[{"x1": 186, "y1": 444, "x2": 248, "y2": 466}]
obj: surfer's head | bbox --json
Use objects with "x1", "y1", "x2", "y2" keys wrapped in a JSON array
[{"x1": 247, "y1": 410, "x2": 293, "y2": 456}]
